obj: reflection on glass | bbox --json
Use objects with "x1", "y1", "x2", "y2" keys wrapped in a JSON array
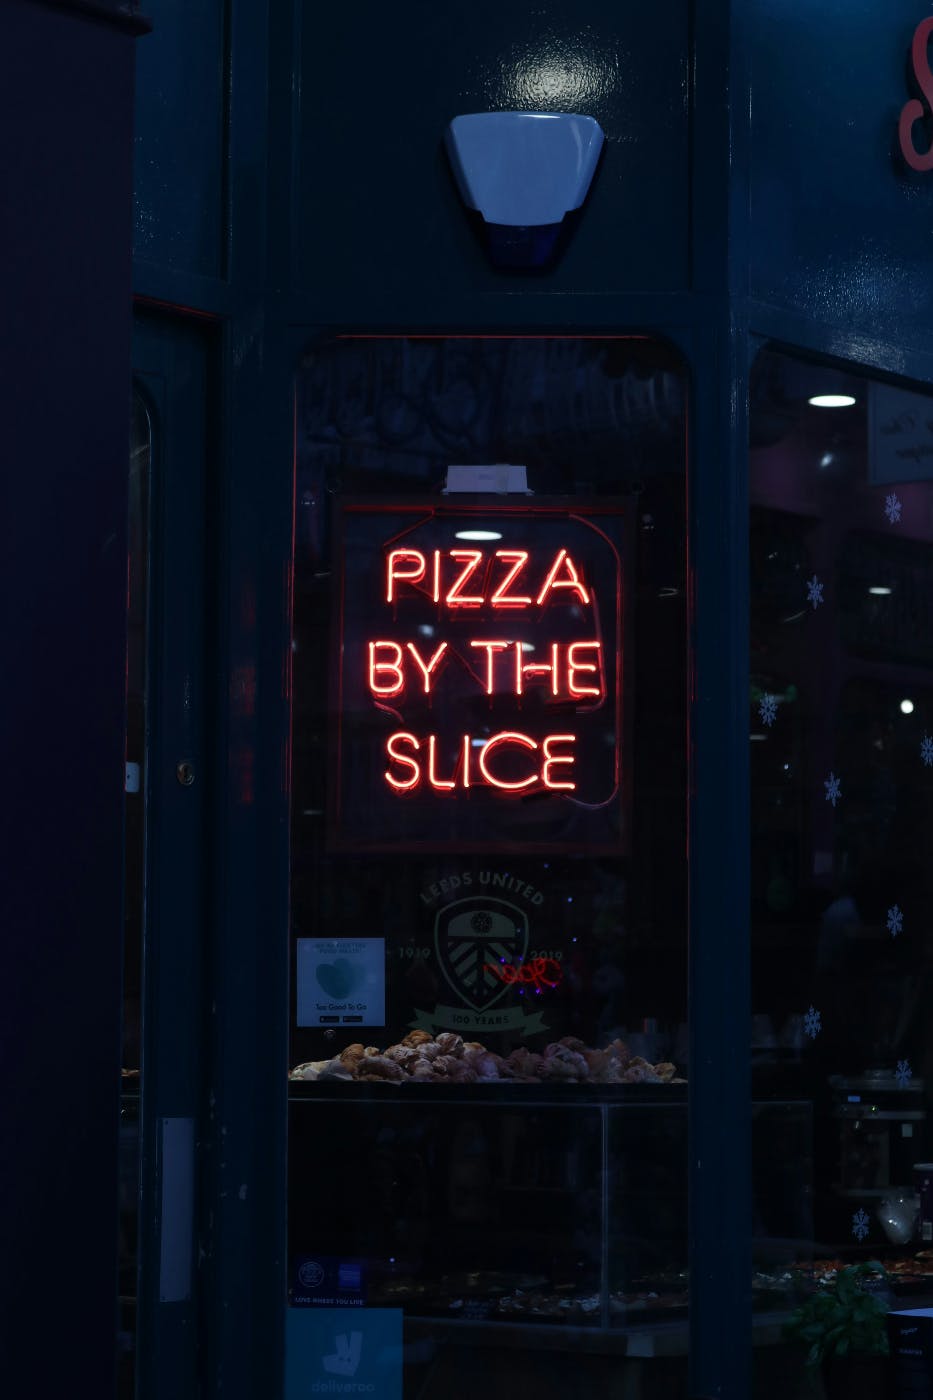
[
  {"x1": 289, "y1": 338, "x2": 689, "y2": 1398},
  {"x1": 118, "y1": 388, "x2": 151, "y2": 1400},
  {"x1": 750, "y1": 349, "x2": 933, "y2": 1397}
]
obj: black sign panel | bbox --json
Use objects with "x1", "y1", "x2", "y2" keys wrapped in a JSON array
[{"x1": 328, "y1": 500, "x2": 629, "y2": 853}]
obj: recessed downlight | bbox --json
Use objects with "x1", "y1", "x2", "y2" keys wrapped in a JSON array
[
  {"x1": 808, "y1": 394, "x2": 856, "y2": 408},
  {"x1": 454, "y1": 529, "x2": 502, "y2": 541}
]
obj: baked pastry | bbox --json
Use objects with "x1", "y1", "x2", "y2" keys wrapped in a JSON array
[{"x1": 291, "y1": 1031, "x2": 682, "y2": 1085}]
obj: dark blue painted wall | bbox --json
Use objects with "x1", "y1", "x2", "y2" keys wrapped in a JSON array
[
  {"x1": 749, "y1": 1, "x2": 933, "y2": 354},
  {"x1": 293, "y1": 1, "x2": 690, "y2": 303},
  {"x1": 133, "y1": 0, "x2": 227, "y2": 277}
]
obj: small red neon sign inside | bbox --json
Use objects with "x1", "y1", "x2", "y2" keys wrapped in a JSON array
[{"x1": 483, "y1": 957, "x2": 564, "y2": 992}]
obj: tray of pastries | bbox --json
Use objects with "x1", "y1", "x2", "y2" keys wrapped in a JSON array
[{"x1": 290, "y1": 1032, "x2": 683, "y2": 1086}]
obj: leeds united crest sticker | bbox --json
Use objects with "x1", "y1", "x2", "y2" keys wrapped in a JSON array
[{"x1": 411, "y1": 874, "x2": 550, "y2": 1035}]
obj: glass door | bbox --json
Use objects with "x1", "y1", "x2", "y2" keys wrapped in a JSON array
[
  {"x1": 118, "y1": 384, "x2": 153, "y2": 1393},
  {"x1": 121, "y1": 313, "x2": 211, "y2": 1400},
  {"x1": 286, "y1": 335, "x2": 691, "y2": 1398}
]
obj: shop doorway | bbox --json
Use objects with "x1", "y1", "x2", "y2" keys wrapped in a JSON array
[{"x1": 120, "y1": 312, "x2": 212, "y2": 1400}]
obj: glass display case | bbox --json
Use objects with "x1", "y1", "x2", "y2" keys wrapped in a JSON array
[{"x1": 289, "y1": 1085, "x2": 810, "y2": 1343}]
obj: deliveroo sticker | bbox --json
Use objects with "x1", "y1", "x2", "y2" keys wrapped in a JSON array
[
  {"x1": 286, "y1": 1308, "x2": 402, "y2": 1399},
  {"x1": 296, "y1": 939, "x2": 385, "y2": 1028}
]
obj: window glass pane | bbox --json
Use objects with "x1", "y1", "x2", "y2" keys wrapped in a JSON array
[
  {"x1": 119, "y1": 386, "x2": 151, "y2": 1399},
  {"x1": 289, "y1": 337, "x2": 689, "y2": 1397},
  {"x1": 749, "y1": 348, "x2": 933, "y2": 1398}
]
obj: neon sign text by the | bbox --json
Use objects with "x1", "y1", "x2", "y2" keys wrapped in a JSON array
[
  {"x1": 368, "y1": 638, "x2": 603, "y2": 701},
  {"x1": 383, "y1": 730, "x2": 577, "y2": 793}
]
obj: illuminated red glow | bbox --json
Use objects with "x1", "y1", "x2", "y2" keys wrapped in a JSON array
[
  {"x1": 383, "y1": 731, "x2": 577, "y2": 792},
  {"x1": 368, "y1": 640, "x2": 450, "y2": 695},
  {"x1": 478, "y1": 731, "x2": 538, "y2": 790},
  {"x1": 368, "y1": 641, "x2": 404, "y2": 696},
  {"x1": 372, "y1": 537, "x2": 612, "y2": 803},
  {"x1": 370, "y1": 638, "x2": 603, "y2": 700},
  {"x1": 484, "y1": 957, "x2": 563, "y2": 992},
  {"x1": 386, "y1": 550, "x2": 425, "y2": 602},
  {"x1": 490, "y1": 550, "x2": 532, "y2": 607},
  {"x1": 446, "y1": 550, "x2": 484, "y2": 606},
  {"x1": 385, "y1": 546, "x2": 590, "y2": 608}
]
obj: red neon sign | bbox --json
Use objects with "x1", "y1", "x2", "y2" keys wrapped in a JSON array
[
  {"x1": 484, "y1": 957, "x2": 564, "y2": 993},
  {"x1": 331, "y1": 502, "x2": 626, "y2": 853},
  {"x1": 372, "y1": 545, "x2": 600, "y2": 795},
  {"x1": 899, "y1": 18, "x2": 933, "y2": 173}
]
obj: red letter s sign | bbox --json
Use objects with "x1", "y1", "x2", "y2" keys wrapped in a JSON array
[{"x1": 899, "y1": 18, "x2": 933, "y2": 172}]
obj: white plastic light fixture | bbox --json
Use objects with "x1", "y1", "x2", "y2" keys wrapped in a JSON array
[
  {"x1": 808, "y1": 394, "x2": 857, "y2": 408},
  {"x1": 445, "y1": 111, "x2": 605, "y2": 268}
]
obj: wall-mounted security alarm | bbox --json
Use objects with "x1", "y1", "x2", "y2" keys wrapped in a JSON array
[{"x1": 445, "y1": 111, "x2": 605, "y2": 269}]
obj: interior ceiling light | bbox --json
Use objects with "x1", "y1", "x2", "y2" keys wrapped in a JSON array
[
  {"x1": 808, "y1": 394, "x2": 856, "y2": 408},
  {"x1": 454, "y1": 529, "x2": 502, "y2": 541},
  {"x1": 901, "y1": 699, "x2": 915, "y2": 714},
  {"x1": 868, "y1": 586, "x2": 893, "y2": 596}
]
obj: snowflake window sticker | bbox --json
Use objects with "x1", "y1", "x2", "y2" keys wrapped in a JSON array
[
  {"x1": 804, "y1": 1006, "x2": 822, "y2": 1039},
  {"x1": 824, "y1": 772, "x2": 841, "y2": 808},
  {"x1": 852, "y1": 1208, "x2": 870, "y2": 1242},
  {"x1": 887, "y1": 904, "x2": 904, "y2": 938},
  {"x1": 758, "y1": 693, "x2": 778, "y2": 727},
  {"x1": 922, "y1": 734, "x2": 933, "y2": 768},
  {"x1": 806, "y1": 575, "x2": 824, "y2": 609},
  {"x1": 896, "y1": 1060, "x2": 913, "y2": 1089},
  {"x1": 885, "y1": 492, "x2": 902, "y2": 525}
]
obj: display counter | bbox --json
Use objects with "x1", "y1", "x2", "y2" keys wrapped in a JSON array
[{"x1": 287, "y1": 1082, "x2": 810, "y2": 1341}]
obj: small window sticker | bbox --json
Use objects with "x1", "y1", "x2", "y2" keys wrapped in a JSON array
[
  {"x1": 286, "y1": 1308, "x2": 401, "y2": 1400},
  {"x1": 296, "y1": 938, "x2": 386, "y2": 1028}
]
